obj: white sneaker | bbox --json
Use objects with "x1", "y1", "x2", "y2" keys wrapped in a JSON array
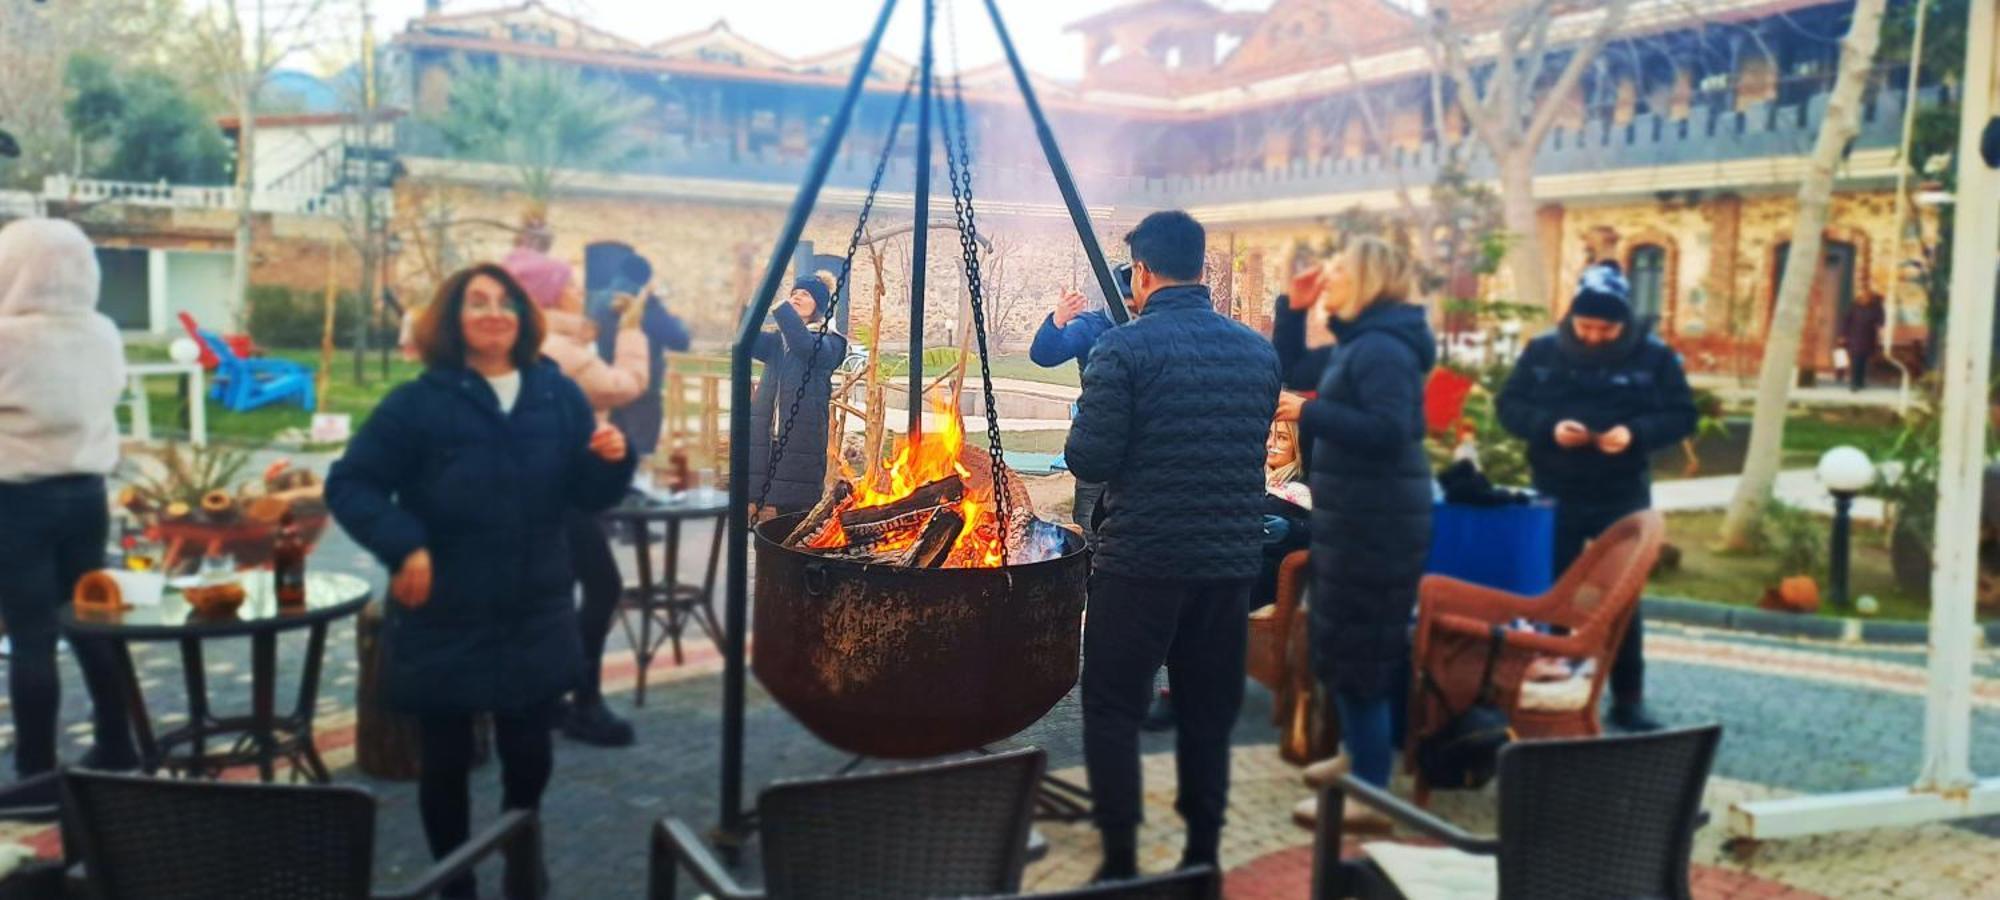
[
  {"x1": 1292, "y1": 795, "x2": 1393, "y2": 834},
  {"x1": 1301, "y1": 754, "x2": 1351, "y2": 789}
]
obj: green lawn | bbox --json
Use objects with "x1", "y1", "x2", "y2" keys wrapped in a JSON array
[
  {"x1": 1775, "y1": 406, "x2": 1907, "y2": 466},
  {"x1": 870, "y1": 351, "x2": 1079, "y2": 389},
  {"x1": 1649, "y1": 510, "x2": 1965, "y2": 622},
  {"x1": 123, "y1": 345, "x2": 422, "y2": 446},
  {"x1": 1664, "y1": 408, "x2": 1911, "y2": 480}
]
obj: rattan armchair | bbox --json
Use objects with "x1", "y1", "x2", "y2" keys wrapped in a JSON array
[
  {"x1": 650, "y1": 748, "x2": 1044, "y2": 900},
  {"x1": 1312, "y1": 725, "x2": 1722, "y2": 900},
  {"x1": 990, "y1": 867, "x2": 1222, "y2": 899},
  {"x1": 1406, "y1": 509, "x2": 1666, "y2": 799},
  {"x1": 0, "y1": 772, "x2": 65, "y2": 900},
  {"x1": 59, "y1": 769, "x2": 540, "y2": 899}
]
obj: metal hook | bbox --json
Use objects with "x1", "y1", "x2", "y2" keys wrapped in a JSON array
[{"x1": 804, "y1": 562, "x2": 832, "y2": 598}]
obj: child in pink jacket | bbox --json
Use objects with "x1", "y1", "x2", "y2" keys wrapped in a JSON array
[{"x1": 502, "y1": 243, "x2": 645, "y2": 747}]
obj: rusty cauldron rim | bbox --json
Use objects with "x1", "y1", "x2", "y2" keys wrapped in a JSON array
[
  {"x1": 749, "y1": 510, "x2": 1089, "y2": 759},
  {"x1": 751, "y1": 512, "x2": 1089, "y2": 574}
]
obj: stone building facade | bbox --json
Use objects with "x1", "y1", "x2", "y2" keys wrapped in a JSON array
[
  {"x1": 26, "y1": 0, "x2": 1935, "y2": 374},
  {"x1": 360, "y1": 0, "x2": 1939, "y2": 378}
]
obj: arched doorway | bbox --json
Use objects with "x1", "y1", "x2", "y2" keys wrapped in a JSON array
[
  {"x1": 1772, "y1": 238, "x2": 1857, "y2": 376},
  {"x1": 1629, "y1": 245, "x2": 1668, "y2": 320}
]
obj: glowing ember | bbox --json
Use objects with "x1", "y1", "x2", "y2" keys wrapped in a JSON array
[{"x1": 805, "y1": 395, "x2": 1011, "y2": 568}]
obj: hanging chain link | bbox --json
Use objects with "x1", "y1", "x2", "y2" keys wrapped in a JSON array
[
  {"x1": 936, "y1": 67, "x2": 1011, "y2": 554},
  {"x1": 753, "y1": 67, "x2": 920, "y2": 515}
]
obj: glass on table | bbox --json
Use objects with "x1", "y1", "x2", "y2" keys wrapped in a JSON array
[
  {"x1": 125, "y1": 534, "x2": 162, "y2": 573},
  {"x1": 200, "y1": 551, "x2": 237, "y2": 583}
]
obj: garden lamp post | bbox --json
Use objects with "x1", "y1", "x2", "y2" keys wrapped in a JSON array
[{"x1": 1818, "y1": 445, "x2": 1875, "y2": 610}]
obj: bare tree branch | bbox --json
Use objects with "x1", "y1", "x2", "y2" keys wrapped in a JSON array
[
  {"x1": 1525, "y1": 0, "x2": 1633, "y2": 146},
  {"x1": 1426, "y1": 17, "x2": 1512, "y2": 151}
]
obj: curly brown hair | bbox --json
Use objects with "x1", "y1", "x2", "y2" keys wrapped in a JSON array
[{"x1": 411, "y1": 263, "x2": 546, "y2": 370}]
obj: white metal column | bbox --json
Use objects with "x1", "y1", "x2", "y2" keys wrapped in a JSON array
[
  {"x1": 1731, "y1": 0, "x2": 2000, "y2": 841},
  {"x1": 146, "y1": 249, "x2": 170, "y2": 336}
]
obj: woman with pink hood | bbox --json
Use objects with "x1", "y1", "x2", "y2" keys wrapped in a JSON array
[
  {"x1": 0, "y1": 218, "x2": 140, "y2": 782},
  {"x1": 502, "y1": 229, "x2": 649, "y2": 748}
]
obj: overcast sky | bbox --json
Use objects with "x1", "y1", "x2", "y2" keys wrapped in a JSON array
[{"x1": 355, "y1": 0, "x2": 1275, "y2": 80}]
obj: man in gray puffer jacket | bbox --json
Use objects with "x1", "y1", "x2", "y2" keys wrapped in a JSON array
[{"x1": 1064, "y1": 210, "x2": 1281, "y2": 882}]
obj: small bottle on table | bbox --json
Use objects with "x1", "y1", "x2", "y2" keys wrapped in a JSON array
[{"x1": 273, "y1": 512, "x2": 307, "y2": 607}]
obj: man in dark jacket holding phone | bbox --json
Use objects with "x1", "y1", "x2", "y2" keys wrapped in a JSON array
[
  {"x1": 1065, "y1": 211, "x2": 1280, "y2": 882},
  {"x1": 1497, "y1": 263, "x2": 1697, "y2": 733}
]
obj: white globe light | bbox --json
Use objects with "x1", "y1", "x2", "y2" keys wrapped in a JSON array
[
  {"x1": 1817, "y1": 445, "x2": 1875, "y2": 493},
  {"x1": 168, "y1": 338, "x2": 201, "y2": 365}
]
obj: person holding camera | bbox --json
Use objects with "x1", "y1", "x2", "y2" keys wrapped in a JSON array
[{"x1": 1496, "y1": 264, "x2": 1696, "y2": 733}]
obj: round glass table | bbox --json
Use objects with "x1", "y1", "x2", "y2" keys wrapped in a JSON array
[
  {"x1": 600, "y1": 487, "x2": 728, "y2": 705},
  {"x1": 60, "y1": 571, "x2": 371, "y2": 783}
]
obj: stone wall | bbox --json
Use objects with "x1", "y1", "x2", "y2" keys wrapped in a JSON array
[
  {"x1": 386, "y1": 180, "x2": 1148, "y2": 353},
  {"x1": 374, "y1": 177, "x2": 1929, "y2": 378},
  {"x1": 1553, "y1": 189, "x2": 1929, "y2": 375}
]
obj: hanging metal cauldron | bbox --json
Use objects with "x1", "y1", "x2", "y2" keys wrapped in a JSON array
[{"x1": 752, "y1": 513, "x2": 1086, "y2": 759}]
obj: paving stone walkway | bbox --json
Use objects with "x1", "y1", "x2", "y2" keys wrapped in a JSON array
[{"x1": 5, "y1": 503, "x2": 1999, "y2": 897}]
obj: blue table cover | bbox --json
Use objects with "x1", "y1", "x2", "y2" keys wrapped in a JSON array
[{"x1": 1423, "y1": 500, "x2": 1557, "y2": 596}]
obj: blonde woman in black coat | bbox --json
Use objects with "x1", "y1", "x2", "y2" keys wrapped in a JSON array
[{"x1": 1275, "y1": 237, "x2": 1435, "y2": 819}]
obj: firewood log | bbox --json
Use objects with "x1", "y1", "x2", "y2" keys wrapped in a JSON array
[
  {"x1": 837, "y1": 475, "x2": 964, "y2": 545},
  {"x1": 785, "y1": 480, "x2": 854, "y2": 547},
  {"x1": 900, "y1": 509, "x2": 963, "y2": 568}
]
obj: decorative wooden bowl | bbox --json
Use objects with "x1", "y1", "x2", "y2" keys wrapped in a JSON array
[
  {"x1": 154, "y1": 511, "x2": 329, "y2": 575},
  {"x1": 182, "y1": 582, "x2": 247, "y2": 617}
]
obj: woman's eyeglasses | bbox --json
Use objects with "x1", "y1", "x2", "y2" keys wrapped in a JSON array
[{"x1": 464, "y1": 299, "x2": 519, "y2": 317}]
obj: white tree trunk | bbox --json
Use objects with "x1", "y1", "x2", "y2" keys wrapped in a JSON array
[
  {"x1": 231, "y1": 82, "x2": 256, "y2": 330},
  {"x1": 1720, "y1": 0, "x2": 1886, "y2": 548},
  {"x1": 1498, "y1": 150, "x2": 1548, "y2": 310}
]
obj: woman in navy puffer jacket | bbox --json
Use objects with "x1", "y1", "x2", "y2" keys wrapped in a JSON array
[{"x1": 328, "y1": 263, "x2": 634, "y2": 898}]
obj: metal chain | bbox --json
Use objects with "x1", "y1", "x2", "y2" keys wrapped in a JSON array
[
  {"x1": 754, "y1": 67, "x2": 920, "y2": 514},
  {"x1": 936, "y1": 70, "x2": 1011, "y2": 553}
]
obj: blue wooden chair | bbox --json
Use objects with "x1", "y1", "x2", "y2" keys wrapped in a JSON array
[{"x1": 191, "y1": 324, "x2": 315, "y2": 413}]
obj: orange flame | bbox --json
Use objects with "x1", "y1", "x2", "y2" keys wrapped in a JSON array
[{"x1": 806, "y1": 393, "x2": 1009, "y2": 568}]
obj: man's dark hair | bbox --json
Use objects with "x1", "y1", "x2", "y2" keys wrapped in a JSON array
[{"x1": 1123, "y1": 210, "x2": 1205, "y2": 282}]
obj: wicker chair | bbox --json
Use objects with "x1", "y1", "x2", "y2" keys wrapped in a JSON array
[
  {"x1": 650, "y1": 748, "x2": 1045, "y2": 899},
  {"x1": 978, "y1": 867, "x2": 1221, "y2": 899},
  {"x1": 0, "y1": 772, "x2": 66, "y2": 900},
  {"x1": 1405, "y1": 509, "x2": 1666, "y2": 799},
  {"x1": 1313, "y1": 725, "x2": 1722, "y2": 899},
  {"x1": 1248, "y1": 550, "x2": 1337, "y2": 765},
  {"x1": 59, "y1": 769, "x2": 540, "y2": 899}
]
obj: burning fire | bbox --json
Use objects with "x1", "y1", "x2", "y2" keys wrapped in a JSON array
[{"x1": 805, "y1": 396, "x2": 1011, "y2": 568}]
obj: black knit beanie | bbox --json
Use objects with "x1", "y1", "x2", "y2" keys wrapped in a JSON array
[
  {"x1": 791, "y1": 277, "x2": 831, "y2": 319},
  {"x1": 1570, "y1": 287, "x2": 1631, "y2": 322}
]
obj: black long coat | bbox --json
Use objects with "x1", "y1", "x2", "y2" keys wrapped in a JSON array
[
  {"x1": 1299, "y1": 302, "x2": 1437, "y2": 700},
  {"x1": 1063, "y1": 284, "x2": 1281, "y2": 581},
  {"x1": 747, "y1": 303, "x2": 846, "y2": 514},
  {"x1": 326, "y1": 360, "x2": 635, "y2": 715}
]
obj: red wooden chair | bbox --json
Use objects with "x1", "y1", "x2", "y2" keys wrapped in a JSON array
[
  {"x1": 1248, "y1": 550, "x2": 1337, "y2": 765},
  {"x1": 176, "y1": 312, "x2": 259, "y2": 372},
  {"x1": 1404, "y1": 509, "x2": 1666, "y2": 802}
]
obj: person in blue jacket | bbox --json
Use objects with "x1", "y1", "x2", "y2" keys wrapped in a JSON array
[
  {"x1": 327, "y1": 263, "x2": 636, "y2": 899},
  {"x1": 1028, "y1": 279, "x2": 1119, "y2": 537}
]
